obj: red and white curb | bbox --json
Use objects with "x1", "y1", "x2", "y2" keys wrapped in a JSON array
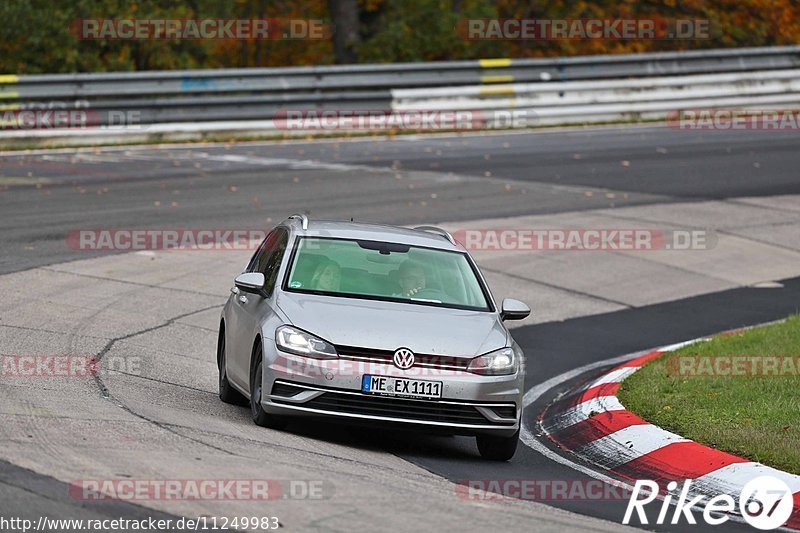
[{"x1": 537, "y1": 339, "x2": 800, "y2": 530}]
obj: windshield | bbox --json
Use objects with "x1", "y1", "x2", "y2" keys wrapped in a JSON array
[{"x1": 283, "y1": 237, "x2": 491, "y2": 311}]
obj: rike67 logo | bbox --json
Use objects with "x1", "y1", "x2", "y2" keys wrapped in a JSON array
[{"x1": 623, "y1": 476, "x2": 796, "y2": 530}]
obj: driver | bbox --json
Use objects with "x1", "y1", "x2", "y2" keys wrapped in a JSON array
[
  {"x1": 310, "y1": 260, "x2": 341, "y2": 292},
  {"x1": 395, "y1": 260, "x2": 426, "y2": 298}
]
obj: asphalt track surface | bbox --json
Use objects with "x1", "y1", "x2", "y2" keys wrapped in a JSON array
[
  {"x1": 1, "y1": 125, "x2": 799, "y2": 531},
  {"x1": 3, "y1": 126, "x2": 800, "y2": 274}
]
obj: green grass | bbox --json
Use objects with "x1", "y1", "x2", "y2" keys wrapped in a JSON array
[{"x1": 617, "y1": 315, "x2": 800, "y2": 475}]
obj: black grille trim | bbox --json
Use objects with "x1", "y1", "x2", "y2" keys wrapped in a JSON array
[
  {"x1": 271, "y1": 381, "x2": 516, "y2": 426},
  {"x1": 335, "y1": 345, "x2": 471, "y2": 370},
  {"x1": 303, "y1": 394, "x2": 489, "y2": 424},
  {"x1": 270, "y1": 382, "x2": 306, "y2": 397},
  {"x1": 489, "y1": 405, "x2": 517, "y2": 419}
]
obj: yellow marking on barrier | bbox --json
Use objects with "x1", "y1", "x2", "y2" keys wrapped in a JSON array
[
  {"x1": 0, "y1": 75, "x2": 19, "y2": 84},
  {"x1": 0, "y1": 103, "x2": 20, "y2": 111},
  {"x1": 0, "y1": 91, "x2": 20, "y2": 100},
  {"x1": 479, "y1": 59, "x2": 512, "y2": 68},
  {"x1": 481, "y1": 75, "x2": 514, "y2": 84},
  {"x1": 479, "y1": 85, "x2": 515, "y2": 96}
]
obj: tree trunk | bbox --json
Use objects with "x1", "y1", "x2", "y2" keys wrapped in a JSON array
[{"x1": 328, "y1": 0, "x2": 360, "y2": 64}]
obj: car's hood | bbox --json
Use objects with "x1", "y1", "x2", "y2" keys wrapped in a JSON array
[{"x1": 276, "y1": 292, "x2": 507, "y2": 357}]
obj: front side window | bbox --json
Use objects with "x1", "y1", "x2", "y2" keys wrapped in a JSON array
[
  {"x1": 284, "y1": 237, "x2": 491, "y2": 311},
  {"x1": 245, "y1": 228, "x2": 288, "y2": 297},
  {"x1": 262, "y1": 230, "x2": 288, "y2": 297},
  {"x1": 246, "y1": 229, "x2": 280, "y2": 273}
]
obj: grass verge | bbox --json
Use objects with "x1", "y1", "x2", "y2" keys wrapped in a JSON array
[{"x1": 617, "y1": 315, "x2": 800, "y2": 475}]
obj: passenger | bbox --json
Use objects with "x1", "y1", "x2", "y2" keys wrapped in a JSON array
[{"x1": 311, "y1": 260, "x2": 341, "y2": 292}]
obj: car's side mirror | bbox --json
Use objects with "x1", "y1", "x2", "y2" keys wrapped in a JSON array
[
  {"x1": 500, "y1": 298, "x2": 531, "y2": 321},
  {"x1": 235, "y1": 272, "x2": 266, "y2": 296}
]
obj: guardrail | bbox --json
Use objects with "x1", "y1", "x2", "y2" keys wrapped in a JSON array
[
  {"x1": 1, "y1": 45, "x2": 800, "y2": 146},
  {"x1": 394, "y1": 68, "x2": 800, "y2": 126}
]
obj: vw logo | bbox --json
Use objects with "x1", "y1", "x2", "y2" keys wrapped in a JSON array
[{"x1": 393, "y1": 348, "x2": 415, "y2": 370}]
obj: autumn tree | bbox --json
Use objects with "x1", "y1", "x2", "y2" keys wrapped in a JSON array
[{"x1": 1, "y1": 0, "x2": 798, "y2": 74}]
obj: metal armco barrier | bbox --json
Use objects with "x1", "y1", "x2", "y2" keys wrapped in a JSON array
[{"x1": 1, "y1": 45, "x2": 799, "y2": 145}]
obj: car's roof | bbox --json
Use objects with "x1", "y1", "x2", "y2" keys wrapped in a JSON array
[{"x1": 283, "y1": 219, "x2": 464, "y2": 252}]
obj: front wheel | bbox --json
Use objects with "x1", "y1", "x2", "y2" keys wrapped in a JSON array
[
  {"x1": 476, "y1": 429, "x2": 519, "y2": 461},
  {"x1": 250, "y1": 344, "x2": 288, "y2": 430},
  {"x1": 218, "y1": 326, "x2": 246, "y2": 405}
]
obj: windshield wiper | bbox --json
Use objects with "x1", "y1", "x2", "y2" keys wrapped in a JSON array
[{"x1": 410, "y1": 297, "x2": 441, "y2": 303}]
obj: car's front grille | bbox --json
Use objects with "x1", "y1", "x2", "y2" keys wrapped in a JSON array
[
  {"x1": 335, "y1": 345, "x2": 470, "y2": 371},
  {"x1": 270, "y1": 381, "x2": 516, "y2": 426}
]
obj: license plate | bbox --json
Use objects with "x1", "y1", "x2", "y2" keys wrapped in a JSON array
[{"x1": 361, "y1": 375, "x2": 442, "y2": 399}]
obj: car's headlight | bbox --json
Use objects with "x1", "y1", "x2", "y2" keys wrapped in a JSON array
[
  {"x1": 275, "y1": 325, "x2": 338, "y2": 359},
  {"x1": 467, "y1": 347, "x2": 517, "y2": 375}
]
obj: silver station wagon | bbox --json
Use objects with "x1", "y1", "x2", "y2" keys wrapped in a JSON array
[{"x1": 218, "y1": 214, "x2": 530, "y2": 460}]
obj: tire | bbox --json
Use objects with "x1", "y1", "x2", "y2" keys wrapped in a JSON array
[
  {"x1": 218, "y1": 326, "x2": 246, "y2": 405},
  {"x1": 476, "y1": 429, "x2": 519, "y2": 461},
  {"x1": 250, "y1": 343, "x2": 288, "y2": 430}
]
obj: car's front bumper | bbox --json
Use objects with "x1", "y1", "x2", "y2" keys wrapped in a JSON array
[{"x1": 260, "y1": 347, "x2": 524, "y2": 436}]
